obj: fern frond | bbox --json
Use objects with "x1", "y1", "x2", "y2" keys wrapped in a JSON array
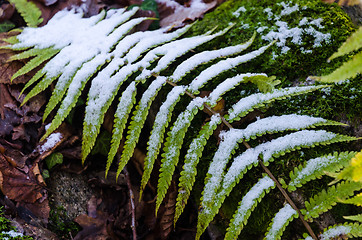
[
  {"x1": 339, "y1": 151, "x2": 362, "y2": 182},
  {"x1": 124, "y1": 25, "x2": 193, "y2": 64},
  {"x1": 82, "y1": 19, "x2": 188, "y2": 163},
  {"x1": 116, "y1": 77, "x2": 167, "y2": 178},
  {"x1": 288, "y1": 151, "x2": 356, "y2": 191},
  {"x1": 3, "y1": 36, "x2": 20, "y2": 45},
  {"x1": 11, "y1": 48, "x2": 59, "y2": 82},
  {"x1": 264, "y1": 204, "x2": 298, "y2": 240},
  {"x1": 206, "y1": 73, "x2": 267, "y2": 106},
  {"x1": 340, "y1": 192, "x2": 362, "y2": 206},
  {"x1": 20, "y1": 70, "x2": 46, "y2": 95},
  {"x1": 82, "y1": 63, "x2": 139, "y2": 163},
  {"x1": 8, "y1": 48, "x2": 49, "y2": 62},
  {"x1": 136, "y1": 25, "x2": 234, "y2": 81},
  {"x1": 42, "y1": 54, "x2": 109, "y2": 140},
  {"x1": 302, "y1": 181, "x2": 362, "y2": 220},
  {"x1": 141, "y1": 86, "x2": 186, "y2": 196},
  {"x1": 175, "y1": 115, "x2": 221, "y2": 223},
  {"x1": 226, "y1": 85, "x2": 329, "y2": 122},
  {"x1": 21, "y1": 74, "x2": 60, "y2": 106},
  {"x1": 201, "y1": 118, "x2": 342, "y2": 215},
  {"x1": 225, "y1": 176, "x2": 275, "y2": 240},
  {"x1": 344, "y1": 214, "x2": 362, "y2": 222},
  {"x1": 245, "y1": 75, "x2": 281, "y2": 93},
  {"x1": 188, "y1": 41, "x2": 274, "y2": 94},
  {"x1": 315, "y1": 51, "x2": 362, "y2": 83},
  {"x1": 8, "y1": 0, "x2": 43, "y2": 27},
  {"x1": 156, "y1": 97, "x2": 206, "y2": 213},
  {"x1": 169, "y1": 33, "x2": 256, "y2": 82},
  {"x1": 198, "y1": 130, "x2": 354, "y2": 239},
  {"x1": 304, "y1": 223, "x2": 362, "y2": 240},
  {"x1": 329, "y1": 27, "x2": 362, "y2": 61},
  {"x1": 106, "y1": 82, "x2": 137, "y2": 177}
]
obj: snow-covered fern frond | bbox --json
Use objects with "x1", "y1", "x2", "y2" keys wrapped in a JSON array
[{"x1": 5, "y1": 7, "x2": 361, "y2": 240}]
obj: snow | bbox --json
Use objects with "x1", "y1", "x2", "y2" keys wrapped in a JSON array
[
  {"x1": 265, "y1": 204, "x2": 297, "y2": 240},
  {"x1": 136, "y1": 27, "x2": 231, "y2": 81},
  {"x1": 170, "y1": 39, "x2": 254, "y2": 82},
  {"x1": 207, "y1": 73, "x2": 267, "y2": 106},
  {"x1": 229, "y1": 114, "x2": 327, "y2": 141},
  {"x1": 39, "y1": 132, "x2": 62, "y2": 154},
  {"x1": 227, "y1": 85, "x2": 320, "y2": 121},
  {"x1": 231, "y1": 176, "x2": 274, "y2": 226},
  {"x1": 114, "y1": 82, "x2": 136, "y2": 121},
  {"x1": 188, "y1": 44, "x2": 271, "y2": 93},
  {"x1": 183, "y1": 114, "x2": 221, "y2": 173},
  {"x1": 1, "y1": 230, "x2": 24, "y2": 239},
  {"x1": 147, "y1": 86, "x2": 186, "y2": 159},
  {"x1": 221, "y1": 130, "x2": 336, "y2": 191},
  {"x1": 288, "y1": 154, "x2": 340, "y2": 188},
  {"x1": 125, "y1": 25, "x2": 191, "y2": 64},
  {"x1": 233, "y1": 6, "x2": 247, "y2": 17},
  {"x1": 279, "y1": 2, "x2": 299, "y2": 16},
  {"x1": 319, "y1": 225, "x2": 351, "y2": 240},
  {"x1": 258, "y1": 3, "x2": 331, "y2": 56},
  {"x1": 134, "y1": 76, "x2": 167, "y2": 122}
]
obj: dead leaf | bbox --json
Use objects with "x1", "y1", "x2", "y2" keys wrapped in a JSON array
[
  {"x1": 0, "y1": 2, "x2": 15, "y2": 22},
  {"x1": 0, "y1": 153, "x2": 45, "y2": 203},
  {"x1": 159, "y1": 180, "x2": 177, "y2": 240},
  {"x1": 157, "y1": 0, "x2": 218, "y2": 27},
  {"x1": 74, "y1": 210, "x2": 114, "y2": 240}
]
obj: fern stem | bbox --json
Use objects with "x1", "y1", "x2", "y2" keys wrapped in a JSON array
[
  {"x1": 258, "y1": 160, "x2": 318, "y2": 240},
  {"x1": 165, "y1": 79, "x2": 318, "y2": 240}
]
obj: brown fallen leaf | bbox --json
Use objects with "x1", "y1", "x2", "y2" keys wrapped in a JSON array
[
  {"x1": 0, "y1": 153, "x2": 45, "y2": 203},
  {"x1": 0, "y1": 2, "x2": 15, "y2": 22},
  {"x1": 159, "y1": 180, "x2": 177, "y2": 240},
  {"x1": 157, "y1": 0, "x2": 218, "y2": 27}
]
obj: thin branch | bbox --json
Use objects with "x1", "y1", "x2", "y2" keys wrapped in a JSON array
[
  {"x1": 123, "y1": 163, "x2": 137, "y2": 240},
  {"x1": 165, "y1": 80, "x2": 318, "y2": 240}
]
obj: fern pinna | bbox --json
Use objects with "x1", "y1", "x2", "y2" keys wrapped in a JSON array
[{"x1": 3, "y1": 7, "x2": 362, "y2": 239}]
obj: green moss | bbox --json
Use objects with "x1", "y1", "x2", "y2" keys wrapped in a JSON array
[
  {"x1": 188, "y1": 0, "x2": 355, "y2": 83},
  {"x1": 0, "y1": 207, "x2": 33, "y2": 240}
]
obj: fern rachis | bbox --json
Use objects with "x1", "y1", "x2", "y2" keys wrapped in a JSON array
[{"x1": 4, "y1": 6, "x2": 362, "y2": 239}]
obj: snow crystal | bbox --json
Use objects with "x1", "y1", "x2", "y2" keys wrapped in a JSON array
[
  {"x1": 1, "y1": 230, "x2": 24, "y2": 238},
  {"x1": 40, "y1": 132, "x2": 62, "y2": 154},
  {"x1": 279, "y1": 2, "x2": 299, "y2": 16},
  {"x1": 264, "y1": 7, "x2": 274, "y2": 20},
  {"x1": 265, "y1": 204, "x2": 297, "y2": 240},
  {"x1": 188, "y1": 44, "x2": 271, "y2": 93},
  {"x1": 305, "y1": 26, "x2": 331, "y2": 47},
  {"x1": 232, "y1": 176, "x2": 274, "y2": 225},
  {"x1": 207, "y1": 73, "x2": 267, "y2": 106},
  {"x1": 257, "y1": 26, "x2": 268, "y2": 33},
  {"x1": 320, "y1": 225, "x2": 352, "y2": 240},
  {"x1": 170, "y1": 39, "x2": 253, "y2": 82},
  {"x1": 228, "y1": 86, "x2": 319, "y2": 121},
  {"x1": 299, "y1": 17, "x2": 309, "y2": 26},
  {"x1": 233, "y1": 6, "x2": 247, "y2": 17}
]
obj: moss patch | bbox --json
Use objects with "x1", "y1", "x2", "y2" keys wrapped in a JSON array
[{"x1": 188, "y1": 0, "x2": 355, "y2": 83}]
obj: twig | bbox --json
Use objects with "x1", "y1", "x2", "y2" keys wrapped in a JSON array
[
  {"x1": 124, "y1": 164, "x2": 137, "y2": 240},
  {"x1": 165, "y1": 80, "x2": 318, "y2": 240}
]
